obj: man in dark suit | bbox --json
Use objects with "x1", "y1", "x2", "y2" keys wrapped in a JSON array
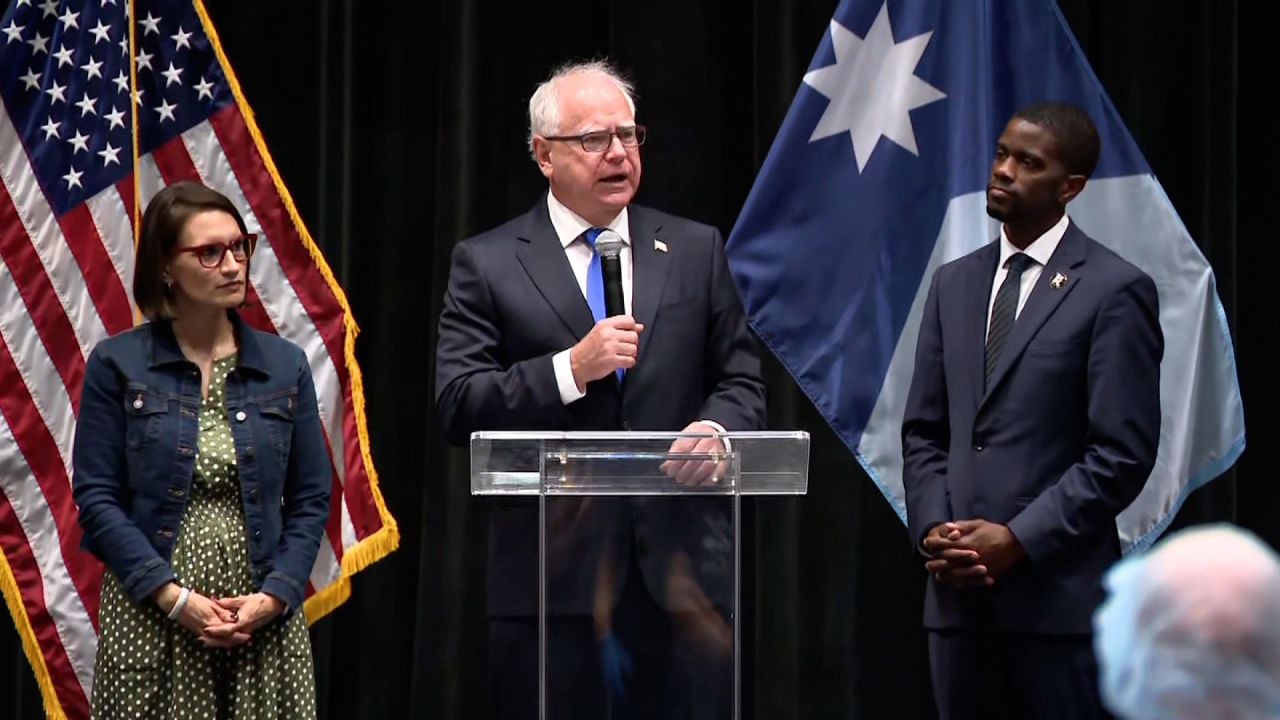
[
  {"x1": 435, "y1": 61, "x2": 765, "y2": 719},
  {"x1": 902, "y1": 102, "x2": 1163, "y2": 720}
]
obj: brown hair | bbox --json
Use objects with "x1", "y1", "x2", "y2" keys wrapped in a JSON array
[{"x1": 133, "y1": 181, "x2": 250, "y2": 320}]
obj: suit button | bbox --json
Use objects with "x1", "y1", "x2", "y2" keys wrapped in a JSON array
[{"x1": 973, "y1": 438, "x2": 985, "y2": 452}]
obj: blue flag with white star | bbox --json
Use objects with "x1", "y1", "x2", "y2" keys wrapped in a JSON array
[{"x1": 727, "y1": 0, "x2": 1244, "y2": 551}]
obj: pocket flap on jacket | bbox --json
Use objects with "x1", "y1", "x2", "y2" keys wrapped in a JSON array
[{"x1": 259, "y1": 391, "x2": 298, "y2": 420}]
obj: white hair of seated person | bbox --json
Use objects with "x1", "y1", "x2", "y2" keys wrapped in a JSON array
[{"x1": 1094, "y1": 524, "x2": 1280, "y2": 720}]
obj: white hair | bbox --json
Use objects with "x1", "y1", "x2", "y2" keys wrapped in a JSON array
[
  {"x1": 1095, "y1": 524, "x2": 1280, "y2": 720},
  {"x1": 527, "y1": 60, "x2": 637, "y2": 159}
]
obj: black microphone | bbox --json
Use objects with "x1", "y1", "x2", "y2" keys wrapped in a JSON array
[{"x1": 594, "y1": 230, "x2": 626, "y2": 317}]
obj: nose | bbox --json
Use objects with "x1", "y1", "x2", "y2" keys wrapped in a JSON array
[
  {"x1": 219, "y1": 249, "x2": 243, "y2": 275},
  {"x1": 603, "y1": 133, "x2": 627, "y2": 160},
  {"x1": 992, "y1": 156, "x2": 1015, "y2": 182}
]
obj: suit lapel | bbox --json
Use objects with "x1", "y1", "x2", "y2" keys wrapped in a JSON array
[
  {"x1": 628, "y1": 207, "x2": 671, "y2": 365},
  {"x1": 514, "y1": 202, "x2": 596, "y2": 340},
  {"x1": 964, "y1": 243, "x2": 1001, "y2": 409},
  {"x1": 980, "y1": 223, "x2": 1089, "y2": 407}
]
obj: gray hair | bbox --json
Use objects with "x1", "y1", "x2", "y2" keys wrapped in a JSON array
[
  {"x1": 527, "y1": 60, "x2": 637, "y2": 159},
  {"x1": 1094, "y1": 524, "x2": 1280, "y2": 720}
]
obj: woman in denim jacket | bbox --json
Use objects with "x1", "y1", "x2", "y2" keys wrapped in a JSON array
[{"x1": 72, "y1": 182, "x2": 331, "y2": 718}]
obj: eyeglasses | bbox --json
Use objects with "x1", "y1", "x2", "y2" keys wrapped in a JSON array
[
  {"x1": 542, "y1": 125, "x2": 647, "y2": 153},
  {"x1": 171, "y1": 234, "x2": 257, "y2": 268}
]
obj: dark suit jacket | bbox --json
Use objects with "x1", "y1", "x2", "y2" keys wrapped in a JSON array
[
  {"x1": 902, "y1": 221, "x2": 1163, "y2": 634},
  {"x1": 435, "y1": 197, "x2": 766, "y2": 616}
]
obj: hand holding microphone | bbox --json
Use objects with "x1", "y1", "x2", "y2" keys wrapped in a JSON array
[{"x1": 570, "y1": 230, "x2": 643, "y2": 390}]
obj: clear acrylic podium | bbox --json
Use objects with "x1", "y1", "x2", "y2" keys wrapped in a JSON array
[{"x1": 471, "y1": 430, "x2": 809, "y2": 720}]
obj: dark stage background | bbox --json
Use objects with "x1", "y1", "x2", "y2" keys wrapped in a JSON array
[{"x1": 4, "y1": 1, "x2": 1276, "y2": 718}]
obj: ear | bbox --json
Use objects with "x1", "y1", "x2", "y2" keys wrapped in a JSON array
[
  {"x1": 1059, "y1": 174, "x2": 1087, "y2": 205},
  {"x1": 532, "y1": 137, "x2": 554, "y2": 180}
]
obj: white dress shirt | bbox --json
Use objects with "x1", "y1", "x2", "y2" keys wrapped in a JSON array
[
  {"x1": 547, "y1": 192, "x2": 632, "y2": 404},
  {"x1": 985, "y1": 213, "x2": 1069, "y2": 338}
]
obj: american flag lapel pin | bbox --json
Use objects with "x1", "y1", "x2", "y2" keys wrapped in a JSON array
[
  {"x1": 654, "y1": 238, "x2": 668, "y2": 253},
  {"x1": 1050, "y1": 272, "x2": 1068, "y2": 289}
]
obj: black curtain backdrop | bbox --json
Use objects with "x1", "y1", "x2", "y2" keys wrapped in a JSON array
[{"x1": 4, "y1": 1, "x2": 1276, "y2": 718}]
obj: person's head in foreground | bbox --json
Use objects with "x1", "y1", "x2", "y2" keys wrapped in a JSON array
[{"x1": 1094, "y1": 523, "x2": 1280, "y2": 720}]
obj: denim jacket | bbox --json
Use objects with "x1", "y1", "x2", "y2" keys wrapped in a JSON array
[{"x1": 71, "y1": 312, "x2": 331, "y2": 614}]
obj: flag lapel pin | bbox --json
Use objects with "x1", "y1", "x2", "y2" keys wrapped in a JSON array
[
  {"x1": 654, "y1": 238, "x2": 668, "y2": 253},
  {"x1": 1050, "y1": 272, "x2": 1068, "y2": 289}
]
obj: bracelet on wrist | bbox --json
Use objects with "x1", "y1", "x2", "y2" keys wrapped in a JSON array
[{"x1": 166, "y1": 587, "x2": 191, "y2": 620}]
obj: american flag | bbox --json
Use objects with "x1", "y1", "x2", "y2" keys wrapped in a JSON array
[{"x1": 0, "y1": 1, "x2": 399, "y2": 717}]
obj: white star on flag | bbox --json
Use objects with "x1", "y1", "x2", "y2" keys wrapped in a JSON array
[
  {"x1": 155, "y1": 98, "x2": 176, "y2": 122},
  {"x1": 2, "y1": 20, "x2": 22, "y2": 43},
  {"x1": 140, "y1": 12, "x2": 161, "y2": 35},
  {"x1": 89, "y1": 19, "x2": 111, "y2": 44},
  {"x1": 104, "y1": 105, "x2": 125, "y2": 130},
  {"x1": 58, "y1": 7, "x2": 79, "y2": 30},
  {"x1": 40, "y1": 117, "x2": 60, "y2": 140},
  {"x1": 62, "y1": 166, "x2": 83, "y2": 189},
  {"x1": 97, "y1": 143, "x2": 121, "y2": 167},
  {"x1": 67, "y1": 129, "x2": 89, "y2": 153},
  {"x1": 161, "y1": 61, "x2": 183, "y2": 87},
  {"x1": 194, "y1": 76, "x2": 214, "y2": 100},
  {"x1": 53, "y1": 43, "x2": 74, "y2": 67},
  {"x1": 802, "y1": 2, "x2": 946, "y2": 173},
  {"x1": 83, "y1": 57, "x2": 104, "y2": 80},
  {"x1": 45, "y1": 80, "x2": 66, "y2": 104},
  {"x1": 75, "y1": 94, "x2": 96, "y2": 117},
  {"x1": 27, "y1": 31, "x2": 48, "y2": 54},
  {"x1": 172, "y1": 26, "x2": 192, "y2": 50}
]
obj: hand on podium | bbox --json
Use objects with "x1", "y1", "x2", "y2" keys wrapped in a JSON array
[{"x1": 660, "y1": 421, "x2": 728, "y2": 485}]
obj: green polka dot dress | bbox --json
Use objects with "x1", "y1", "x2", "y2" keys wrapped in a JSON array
[{"x1": 91, "y1": 355, "x2": 317, "y2": 719}]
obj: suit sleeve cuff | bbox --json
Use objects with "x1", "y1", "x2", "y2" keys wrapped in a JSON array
[
  {"x1": 261, "y1": 572, "x2": 305, "y2": 617},
  {"x1": 553, "y1": 348, "x2": 586, "y2": 405},
  {"x1": 1006, "y1": 510, "x2": 1051, "y2": 566}
]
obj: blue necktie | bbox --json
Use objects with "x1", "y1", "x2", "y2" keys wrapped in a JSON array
[
  {"x1": 583, "y1": 227, "x2": 624, "y2": 382},
  {"x1": 584, "y1": 227, "x2": 607, "y2": 323}
]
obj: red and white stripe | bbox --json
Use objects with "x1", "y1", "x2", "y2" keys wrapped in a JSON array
[{"x1": 0, "y1": 97, "x2": 126, "y2": 715}]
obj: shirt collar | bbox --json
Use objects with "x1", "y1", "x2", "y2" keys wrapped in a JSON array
[
  {"x1": 148, "y1": 310, "x2": 269, "y2": 376},
  {"x1": 998, "y1": 212, "x2": 1069, "y2": 269},
  {"x1": 546, "y1": 191, "x2": 631, "y2": 249}
]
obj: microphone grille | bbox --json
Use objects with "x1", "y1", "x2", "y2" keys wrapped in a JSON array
[{"x1": 594, "y1": 229, "x2": 625, "y2": 259}]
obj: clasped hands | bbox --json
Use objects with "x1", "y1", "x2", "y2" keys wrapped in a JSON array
[
  {"x1": 922, "y1": 519, "x2": 1026, "y2": 588},
  {"x1": 153, "y1": 582, "x2": 285, "y2": 648},
  {"x1": 572, "y1": 316, "x2": 726, "y2": 486}
]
